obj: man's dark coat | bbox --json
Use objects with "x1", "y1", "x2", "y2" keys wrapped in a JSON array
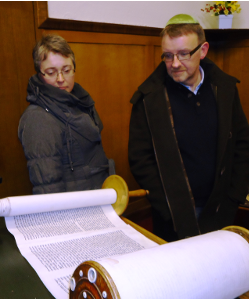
[{"x1": 129, "y1": 58, "x2": 249, "y2": 239}]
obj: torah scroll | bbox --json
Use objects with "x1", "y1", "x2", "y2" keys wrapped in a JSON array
[
  {"x1": 71, "y1": 228, "x2": 249, "y2": 299},
  {"x1": 2, "y1": 177, "x2": 158, "y2": 299},
  {"x1": 0, "y1": 189, "x2": 117, "y2": 217}
]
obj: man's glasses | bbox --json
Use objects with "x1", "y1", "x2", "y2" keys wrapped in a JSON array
[
  {"x1": 40, "y1": 66, "x2": 75, "y2": 79},
  {"x1": 161, "y1": 43, "x2": 203, "y2": 62}
]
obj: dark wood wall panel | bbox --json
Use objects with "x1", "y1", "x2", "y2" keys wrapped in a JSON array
[
  {"x1": 207, "y1": 40, "x2": 249, "y2": 121},
  {"x1": 0, "y1": 2, "x2": 35, "y2": 198},
  {"x1": 154, "y1": 46, "x2": 162, "y2": 67},
  {"x1": 223, "y1": 45, "x2": 249, "y2": 120}
]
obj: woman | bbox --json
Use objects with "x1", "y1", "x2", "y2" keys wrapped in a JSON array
[{"x1": 18, "y1": 34, "x2": 115, "y2": 194}]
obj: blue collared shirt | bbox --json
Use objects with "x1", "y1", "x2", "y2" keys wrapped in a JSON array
[{"x1": 180, "y1": 66, "x2": 204, "y2": 95}]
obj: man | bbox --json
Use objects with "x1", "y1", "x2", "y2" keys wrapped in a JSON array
[{"x1": 128, "y1": 14, "x2": 249, "y2": 241}]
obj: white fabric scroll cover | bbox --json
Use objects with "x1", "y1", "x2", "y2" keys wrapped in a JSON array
[
  {"x1": 0, "y1": 189, "x2": 116, "y2": 217},
  {"x1": 95, "y1": 230, "x2": 249, "y2": 299}
]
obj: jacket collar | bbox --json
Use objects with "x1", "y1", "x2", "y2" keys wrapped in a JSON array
[{"x1": 26, "y1": 74, "x2": 102, "y2": 143}]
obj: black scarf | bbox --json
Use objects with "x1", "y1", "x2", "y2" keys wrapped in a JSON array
[{"x1": 26, "y1": 74, "x2": 102, "y2": 142}]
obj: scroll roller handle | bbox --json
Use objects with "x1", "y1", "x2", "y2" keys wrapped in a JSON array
[
  {"x1": 129, "y1": 189, "x2": 149, "y2": 198},
  {"x1": 102, "y1": 175, "x2": 149, "y2": 216}
]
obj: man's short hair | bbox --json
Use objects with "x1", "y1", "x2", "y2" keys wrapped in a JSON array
[
  {"x1": 160, "y1": 24, "x2": 206, "y2": 44},
  {"x1": 32, "y1": 34, "x2": 76, "y2": 73}
]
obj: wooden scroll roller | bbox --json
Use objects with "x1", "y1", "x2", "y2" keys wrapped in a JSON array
[
  {"x1": 0, "y1": 175, "x2": 148, "y2": 218},
  {"x1": 102, "y1": 175, "x2": 149, "y2": 216},
  {"x1": 69, "y1": 225, "x2": 249, "y2": 299}
]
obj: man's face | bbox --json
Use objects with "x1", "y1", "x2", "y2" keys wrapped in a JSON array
[
  {"x1": 40, "y1": 51, "x2": 75, "y2": 93},
  {"x1": 161, "y1": 33, "x2": 207, "y2": 87}
]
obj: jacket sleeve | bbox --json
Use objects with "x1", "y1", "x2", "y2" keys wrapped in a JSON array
[
  {"x1": 18, "y1": 107, "x2": 65, "y2": 194},
  {"x1": 228, "y1": 88, "x2": 249, "y2": 204},
  {"x1": 128, "y1": 93, "x2": 170, "y2": 216}
]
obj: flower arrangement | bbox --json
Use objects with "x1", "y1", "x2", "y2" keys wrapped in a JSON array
[{"x1": 202, "y1": 1, "x2": 241, "y2": 16}]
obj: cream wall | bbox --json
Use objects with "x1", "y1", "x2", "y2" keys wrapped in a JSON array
[{"x1": 48, "y1": 1, "x2": 249, "y2": 29}]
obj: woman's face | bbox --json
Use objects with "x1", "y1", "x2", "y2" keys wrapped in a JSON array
[{"x1": 39, "y1": 51, "x2": 75, "y2": 92}]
